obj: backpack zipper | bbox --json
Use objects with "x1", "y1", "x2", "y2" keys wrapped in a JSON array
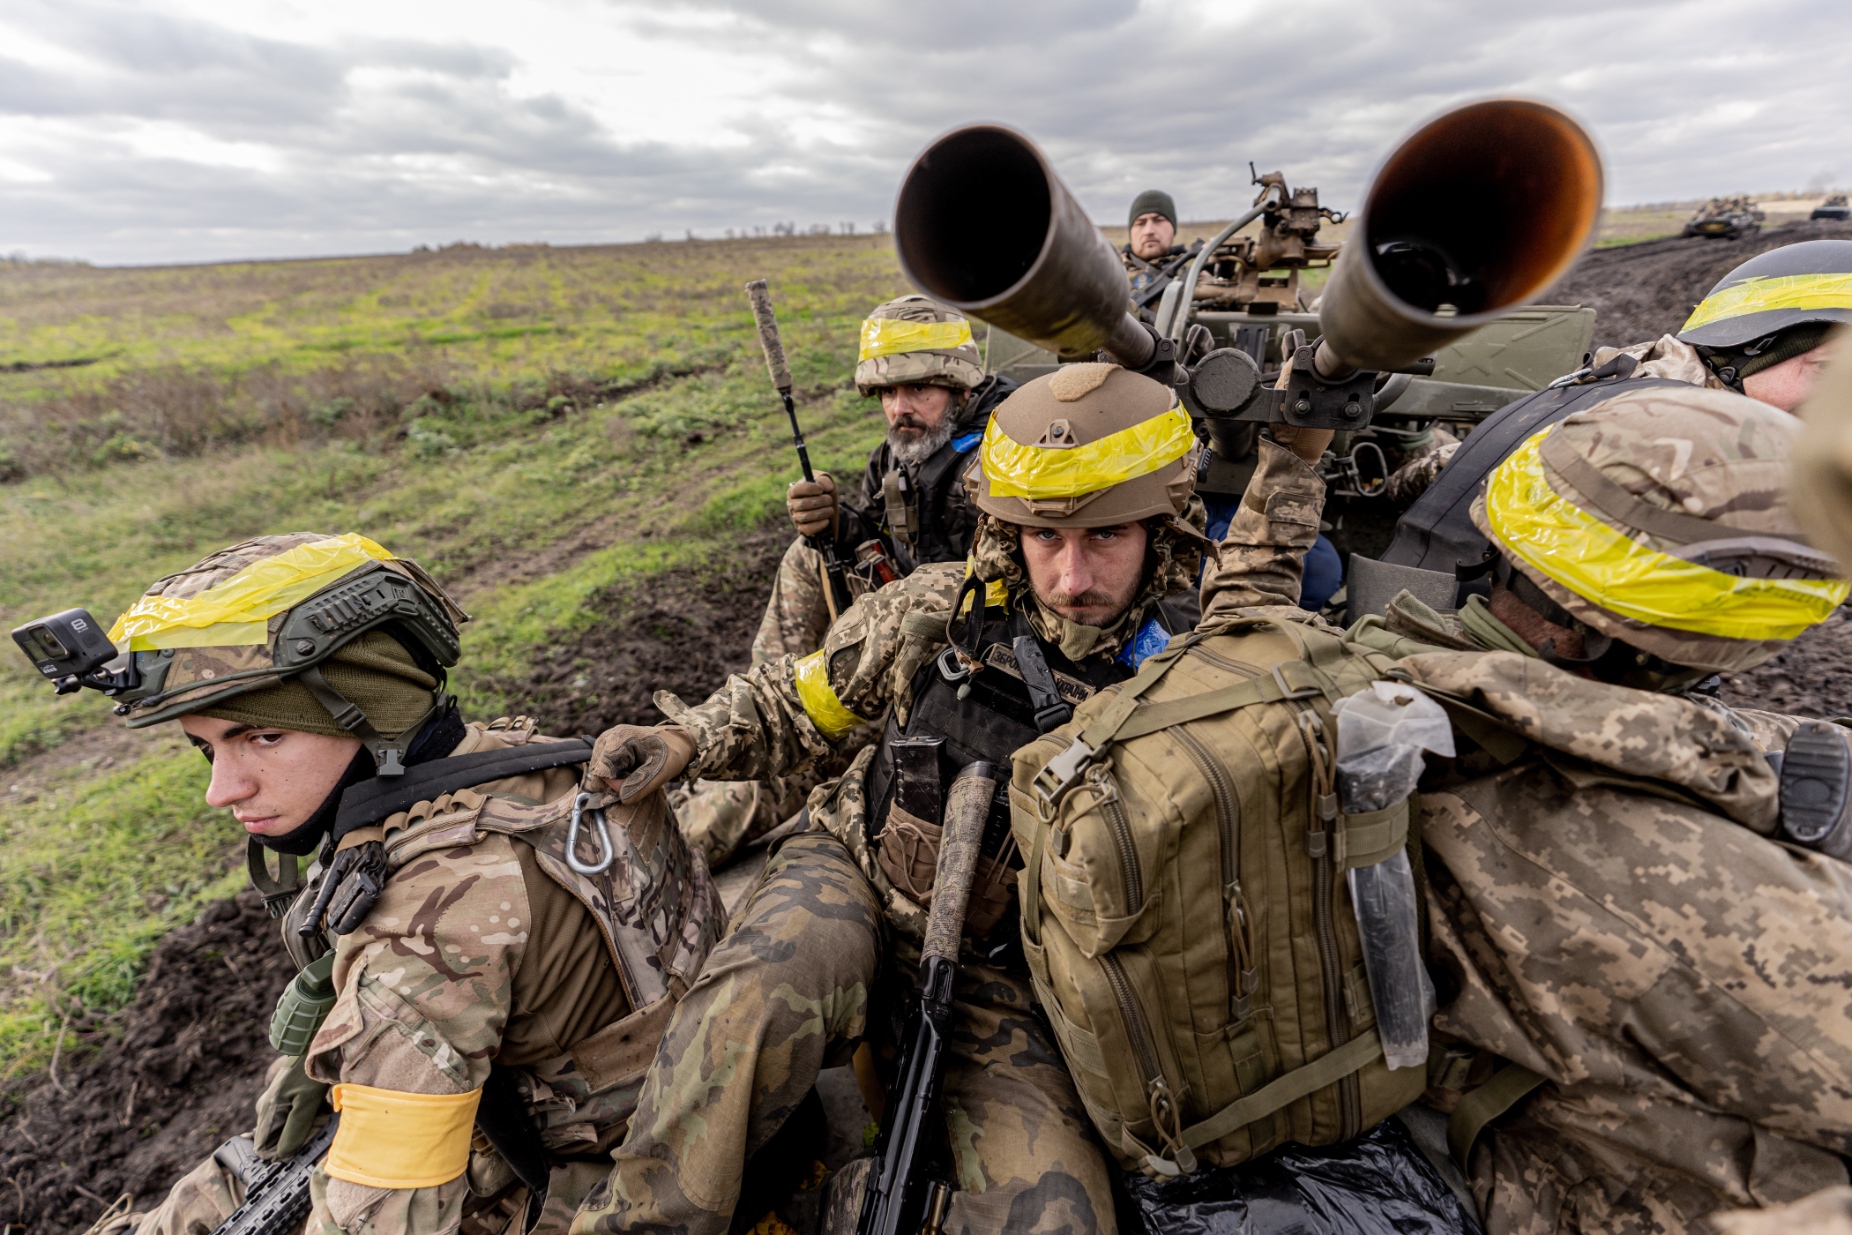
[
  {"x1": 1173, "y1": 725, "x2": 1256, "y2": 1021},
  {"x1": 1087, "y1": 765, "x2": 1144, "y2": 916},
  {"x1": 1101, "y1": 951, "x2": 1194, "y2": 1173}
]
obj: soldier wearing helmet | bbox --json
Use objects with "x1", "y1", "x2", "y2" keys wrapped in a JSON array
[
  {"x1": 37, "y1": 534, "x2": 724, "y2": 1235},
  {"x1": 571, "y1": 367, "x2": 1332, "y2": 1234},
  {"x1": 1258, "y1": 385, "x2": 1852, "y2": 1231},
  {"x1": 754, "y1": 296, "x2": 1016, "y2": 664},
  {"x1": 1375, "y1": 238, "x2": 1851, "y2": 609}
]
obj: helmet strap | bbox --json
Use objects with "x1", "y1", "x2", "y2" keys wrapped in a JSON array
[{"x1": 297, "y1": 664, "x2": 438, "y2": 777}]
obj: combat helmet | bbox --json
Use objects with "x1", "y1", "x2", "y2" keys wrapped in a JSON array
[
  {"x1": 104, "y1": 533, "x2": 468, "y2": 774},
  {"x1": 1676, "y1": 239, "x2": 1852, "y2": 386},
  {"x1": 854, "y1": 295, "x2": 984, "y2": 396},
  {"x1": 1471, "y1": 386, "x2": 1847, "y2": 681}
]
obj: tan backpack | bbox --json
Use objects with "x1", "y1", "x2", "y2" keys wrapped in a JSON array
[{"x1": 1008, "y1": 613, "x2": 1427, "y2": 1178}]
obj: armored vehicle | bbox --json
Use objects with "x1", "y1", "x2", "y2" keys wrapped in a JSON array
[
  {"x1": 1684, "y1": 195, "x2": 1765, "y2": 239},
  {"x1": 1813, "y1": 194, "x2": 1851, "y2": 222}
]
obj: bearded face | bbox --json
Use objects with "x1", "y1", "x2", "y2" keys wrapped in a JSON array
[{"x1": 879, "y1": 383, "x2": 956, "y2": 467}]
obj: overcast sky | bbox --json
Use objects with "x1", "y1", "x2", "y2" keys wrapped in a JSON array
[{"x1": 1, "y1": 0, "x2": 1847, "y2": 266}]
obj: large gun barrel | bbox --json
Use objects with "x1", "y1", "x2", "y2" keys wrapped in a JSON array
[
  {"x1": 894, "y1": 101, "x2": 1602, "y2": 423},
  {"x1": 895, "y1": 125, "x2": 1158, "y2": 369},
  {"x1": 1316, "y1": 98, "x2": 1602, "y2": 375}
]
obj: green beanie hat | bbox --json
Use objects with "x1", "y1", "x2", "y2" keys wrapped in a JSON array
[
  {"x1": 198, "y1": 630, "x2": 438, "y2": 739},
  {"x1": 1720, "y1": 322, "x2": 1836, "y2": 383},
  {"x1": 1128, "y1": 189, "x2": 1178, "y2": 231}
]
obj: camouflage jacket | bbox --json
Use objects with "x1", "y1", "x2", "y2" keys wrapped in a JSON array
[
  {"x1": 296, "y1": 720, "x2": 724, "y2": 1235},
  {"x1": 1590, "y1": 333, "x2": 1726, "y2": 388},
  {"x1": 659, "y1": 439, "x2": 1328, "y2": 937}
]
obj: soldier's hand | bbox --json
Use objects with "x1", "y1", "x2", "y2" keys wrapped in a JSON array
[
  {"x1": 253, "y1": 1054, "x2": 331, "y2": 1160},
  {"x1": 1271, "y1": 425, "x2": 1336, "y2": 466},
  {"x1": 586, "y1": 724, "x2": 698, "y2": 803},
  {"x1": 787, "y1": 473, "x2": 839, "y2": 539}
]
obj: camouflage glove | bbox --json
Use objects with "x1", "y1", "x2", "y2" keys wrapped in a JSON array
[
  {"x1": 252, "y1": 1054, "x2": 330, "y2": 1160},
  {"x1": 787, "y1": 473, "x2": 840, "y2": 539},
  {"x1": 586, "y1": 724, "x2": 698, "y2": 803}
]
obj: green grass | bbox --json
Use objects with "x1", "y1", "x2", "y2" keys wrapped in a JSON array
[{"x1": 0, "y1": 234, "x2": 907, "y2": 1077}]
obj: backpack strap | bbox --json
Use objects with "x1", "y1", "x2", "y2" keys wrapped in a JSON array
[
  {"x1": 1446, "y1": 1061, "x2": 1547, "y2": 1168},
  {"x1": 1180, "y1": 1029, "x2": 1386, "y2": 1149}
]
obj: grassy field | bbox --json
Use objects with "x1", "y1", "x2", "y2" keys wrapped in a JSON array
[{"x1": 0, "y1": 234, "x2": 909, "y2": 1077}]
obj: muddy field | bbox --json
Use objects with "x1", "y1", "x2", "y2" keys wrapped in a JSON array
[{"x1": 13, "y1": 220, "x2": 1852, "y2": 1235}]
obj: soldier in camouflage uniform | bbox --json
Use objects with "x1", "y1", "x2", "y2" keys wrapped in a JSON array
[
  {"x1": 74, "y1": 534, "x2": 722, "y2": 1235},
  {"x1": 1252, "y1": 386, "x2": 1852, "y2": 1232},
  {"x1": 571, "y1": 363, "x2": 1314, "y2": 1235},
  {"x1": 677, "y1": 300, "x2": 1016, "y2": 872}
]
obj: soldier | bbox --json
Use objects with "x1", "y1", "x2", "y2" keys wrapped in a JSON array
[
  {"x1": 1121, "y1": 190, "x2": 1203, "y2": 320},
  {"x1": 682, "y1": 299, "x2": 1014, "y2": 871},
  {"x1": 753, "y1": 296, "x2": 1016, "y2": 665},
  {"x1": 569, "y1": 363, "x2": 1308, "y2": 1235},
  {"x1": 69, "y1": 534, "x2": 723, "y2": 1235},
  {"x1": 1277, "y1": 387, "x2": 1852, "y2": 1231},
  {"x1": 1376, "y1": 238, "x2": 1852, "y2": 599}
]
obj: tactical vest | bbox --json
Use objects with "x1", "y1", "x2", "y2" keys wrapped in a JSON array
[
  {"x1": 277, "y1": 725, "x2": 725, "y2": 1179},
  {"x1": 1011, "y1": 615, "x2": 1426, "y2": 1178},
  {"x1": 1381, "y1": 371, "x2": 1692, "y2": 596},
  {"x1": 863, "y1": 599, "x2": 1193, "y2": 945}
]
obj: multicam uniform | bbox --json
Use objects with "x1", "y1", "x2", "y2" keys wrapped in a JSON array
[
  {"x1": 574, "y1": 365, "x2": 1304, "y2": 1235},
  {"x1": 1335, "y1": 389, "x2": 1852, "y2": 1232},
  {"x1": 95, "y1": 536, "x2": 723, "y2": 1235}
]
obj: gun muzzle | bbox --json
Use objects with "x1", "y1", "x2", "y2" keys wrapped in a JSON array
[
  {"x1": 1316, "y1": 98, "x2": 1603, "y2": 375},
  {"x1": 895, "y1": 125, "x2": 1156, "y2": 368}
]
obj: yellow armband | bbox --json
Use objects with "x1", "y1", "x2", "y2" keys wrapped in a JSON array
[
  {"x1": 794, "y1": 649, "x2": 867, "y2": 741},
  {"x1": 324, "y1": 1083, "x2": 481, "y2": 1189}
]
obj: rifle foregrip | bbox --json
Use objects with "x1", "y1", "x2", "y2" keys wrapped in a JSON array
[
  {"x1": 745, "y1": 279, "x2": 794, "y2": 394},
  {"x1": 921, "y1": 764, "x2": 995, "y2": 964}
]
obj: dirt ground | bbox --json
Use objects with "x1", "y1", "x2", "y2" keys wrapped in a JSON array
[
  {"x1": 1553, "y1": 218, "x2": 1852, "y2": 350},
  {"x1": 17, "y1": 219, "x2": 1852, "y2": 1234}
]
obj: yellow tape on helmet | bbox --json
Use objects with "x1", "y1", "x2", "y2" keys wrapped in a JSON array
[
  {"x1": 858, "y1": 318, "x2": 974, "y2": 362},
  {"x1": 324, "y1": 1083, "x2": 480, "y2": 1189},
  {"x1": 1484, "y1": 431, "x2": 1849, "y2": 641},
  {"x1": 981, "y1": 405, "x2": 1195, "y2": 501},
  {"x1": 109, "y1": 533, "x2": 397, "y2": 652},
  {"x1": 794, "y1": 648, "x2": 867, "y2": 741},
  {"x1": 1681, "y1": 272, "x2": 1852, "y2": 333}
]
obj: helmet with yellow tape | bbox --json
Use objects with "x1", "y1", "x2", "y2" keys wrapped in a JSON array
[
  {"x1": 106, "y1": 533, "x2": 468, "y2": 774},
  {"x1": 1471, "y1": 385, "x2": 1846, "y2": 678},
  {"x1": 854, "y1": 295, "x2": 984, "y2": 396},
  {"x1": 1677, "y1": 240, "x2": 1852, "y2": 388},
  {"x1": 968, "y1": 362, "x2": 1198, "y2": 528}
]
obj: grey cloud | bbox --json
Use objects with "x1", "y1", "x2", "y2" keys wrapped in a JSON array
[{"x1": 1, "y1": 0, "x2": 1849, "y2": 264}]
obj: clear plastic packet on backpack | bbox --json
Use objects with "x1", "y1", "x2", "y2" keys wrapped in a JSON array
[{"x1": 1332, "y1": 682, "x2": 1454, "y2": 1070}]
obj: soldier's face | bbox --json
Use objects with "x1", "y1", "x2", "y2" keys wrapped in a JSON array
[
  {"x1": 1020, "y1": 522, "x2": 1149, "y2": 628},
  {"x1": 180, "y1": 715, "x2": 364, "y2": 837},
  {"x1": 1744, "y1": 344, "x2": 1832, "y2": 414},
  {"x1": 1130, "y1": 213, "x2": 1175, "y2": 260},
  {"x1": 880, "y1": 384, "x2": 954, "y2": 439}
]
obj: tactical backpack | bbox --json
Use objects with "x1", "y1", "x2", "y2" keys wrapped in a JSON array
[{"x1": 1009, "y1": 614, "x2": 1426, "y2": 1178}]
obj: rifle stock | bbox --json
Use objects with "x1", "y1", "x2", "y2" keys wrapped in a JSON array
[{"x1": 744, "y1": 279, "x2": 855, "y2": 618}]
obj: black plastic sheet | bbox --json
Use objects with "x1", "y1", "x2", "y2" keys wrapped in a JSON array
[{"x1": 1119, "y1": 1117, "x2": 1482, "y2": 1235}]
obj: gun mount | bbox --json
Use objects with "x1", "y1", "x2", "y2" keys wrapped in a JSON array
[{"x1": 1186, "y1": 166, "x2": 1345, "y2": 316}]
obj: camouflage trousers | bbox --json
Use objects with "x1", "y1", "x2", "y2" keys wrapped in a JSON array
[
  {"x1": 571, "y1": 827, "x2": 1116, "y2": 1235},
  {"x1": 668, "y1": 775, "x2": 811, "y2": 871},
  {"x1": 1421, "y1": 778, "x2": 1852, "y2": 1235}
]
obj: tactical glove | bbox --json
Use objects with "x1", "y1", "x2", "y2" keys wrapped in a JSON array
[
  {"x1": 252, "y1": 1054, "x2": 331, "y2": 1160},
  {"x1": 787, "y1": 473, "x2": 840, "y2": 539},
  {"x1": 586, "y1": 724, "x2": 697, "y2": 803}
]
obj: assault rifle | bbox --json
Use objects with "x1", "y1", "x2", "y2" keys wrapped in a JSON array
[
  {"x1": 745, "y1": 278, "x2": 856, "y2": 621},
  {"x1": 211, "y1": 1116, "x2": 339, "y2": 1235},
  {"x1": 823, "y1": 762, "x2": 998, "y2": 1235}
]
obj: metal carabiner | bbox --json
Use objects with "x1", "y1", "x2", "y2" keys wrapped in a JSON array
[{"x1": 566, "y1": 791, "x2": 616, "y2": 876}]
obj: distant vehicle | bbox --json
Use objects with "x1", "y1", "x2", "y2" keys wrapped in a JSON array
[
  {"x1": 1813, "y1": 194, "x2": 1851, "y2": 222},
  {"x1": 1684, "y1": 196, "x2": 1765, "y2": 239}
]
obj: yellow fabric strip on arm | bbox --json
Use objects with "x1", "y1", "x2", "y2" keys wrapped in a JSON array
[
  {"x1": 858, "y1": 318, "x2": 973, "y2": 362},
  {"x1": 981, "y1": 406, "x2": 1196, "y2": 500},
  {"x1": 1484, "y1": 432, "x2": 1849, "y2": 641},
  {"x1": 1682, "y1": 272, "x2": 1852, "y2": 333},
  {"x1": 794, "y1": 649, "x2": 868, "y2": 741},
  {"x1": 960, "y1": 560, "x2": 1010, "y2": 615},
  {"x1": 324, "y1": 1083, "x2": 481, "y2": 1190},
  {"x1": 110, "y1": 533, "x2": 397, "y2": 651}
]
